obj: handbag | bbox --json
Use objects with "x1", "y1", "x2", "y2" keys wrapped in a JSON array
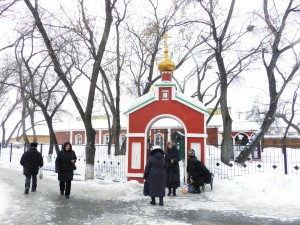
[
  {"x1": 38, "y1": 167, "x2": 43, "y2": 179},
  {"x1": 72, "y1": 164, "x2": 77, "y2": 170},
  {"x1": 72, "y1": 151, "x2": 77, "y2": 170},
  {"x1": 143, "y1": 181, "x2": 149, "y2": 196}
]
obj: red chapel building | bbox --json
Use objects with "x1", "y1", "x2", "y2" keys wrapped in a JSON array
[{"x1": 124, "y1": 34, "x2": 209, "y2": 183}]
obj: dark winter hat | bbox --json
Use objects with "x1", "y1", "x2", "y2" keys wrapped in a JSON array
[
  {"x1": 151, "y1": 145, "x2": 162, "y2": 151},
  {"x1": 188, "y1": 149, "x2": 195, "y2": 156},
  {"x1": 150, "y1": 145, "x2": 164, "y2": 156},
  {"x1": 30, "y1": 142, "x2": 38, "y2": 148}
]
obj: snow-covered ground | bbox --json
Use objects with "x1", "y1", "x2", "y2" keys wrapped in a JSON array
[{"x1": 0, "y1": 146, "x2": 300, "y2": 224}]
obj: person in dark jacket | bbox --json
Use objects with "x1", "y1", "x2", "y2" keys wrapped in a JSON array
[
  {"x1": 187, "y1": 149, "x2": 198, "y2": 183},
  {"x1": 164, "y1": 141, "x2": 181, "y2": 196},
  {"x1": 55, "y1": 142, "x2": 77, "y2": 199},
  {"x1": 143, "y1": 145, "x2": 165, "y2": 206},
  {"x1": 186, "y1": 149, "x2": 201, "y2": 193},
  {"x1": 188, "y1": 149, "x2": 212, "y2": 193},
  {"x1": 20, "y1": 142, "x2": 44, "y2": 194}
]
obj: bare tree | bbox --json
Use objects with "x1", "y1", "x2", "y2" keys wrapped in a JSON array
[
  {"x1": 124, "y1": 0, "x2": 204, "y2": 97},
  {"x1": 195, "y1": 0, "x2": 262, "y2": 165},
  {"x1": 15, "y1": 31, "x2": 72, "y2": 156},
  {"x1": 23, "y1": 0, "x2": 116, "y2": 179},
  {"x1": 0, "y1": 95, "x2": 23, "y2": 147},
  {"x1": 235, "y1": 0, "x2": 300, "y2": 164},
  {"x1": 281, "y1": 84, "x2": 299, "y2": 144}
]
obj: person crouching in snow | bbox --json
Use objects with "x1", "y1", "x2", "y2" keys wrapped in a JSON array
[
  {"x1": 187, "y1": 149, "x2": 198, "y2": 184},
  {"x1": 20, "y1": 142, "x2": 44, "y2": 194},
  {"x1": 187, "y1": 149, "x2": 201, "y2": 193},
  {"x1": 143, "y1": 145, "x2": 165, "y2": 206}
]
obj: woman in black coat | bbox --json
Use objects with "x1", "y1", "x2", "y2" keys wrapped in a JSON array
[
  {"x1": 143, "y1": 145, "x2": 165, "y2": 206},
  {"x1": 55, "y1": 142, "x2": 77, "y2": 198},
  {"x1": 164, "y1": 141, "x2": 181, "y2": 196}
]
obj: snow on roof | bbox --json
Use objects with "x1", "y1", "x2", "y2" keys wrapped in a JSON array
[
  {"x1": 152, "y1": 118, "x2": 183, "y2": 128},
  {"x1": 123, "y1": 92, "x2": 155, "y2": 115},
  {"x1": 207, "y1": 114, "x2": 260, "y2": 132},
  {"x1": 175, "y1": 92, "x2": 209, "y2": 116},
  {"x1": 26, "y1": 124, "x2": 49, "y2": 135},
  {"x1": 219, "y1": 119, "x2": 260, "y2": 132},
  {"x1": 124, "y1": 85, "x2": 210, "y2": 116},
  {"x1": 207, "y1": 115, "x2": 223, "y2": 127},
  {"x1": 53, "y1": 116, "x2": 127, "y2": 131}
]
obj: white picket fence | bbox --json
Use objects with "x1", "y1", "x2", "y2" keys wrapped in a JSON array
[{"x1": 1, "y1": 144, "x2": 299, "y2": 182}]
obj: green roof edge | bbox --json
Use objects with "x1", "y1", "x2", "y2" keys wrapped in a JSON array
[
  {"x1": 175, "y1": 95, "x2": 209, "y2": 115},
  {"x1": 124, "y1": 96, "x2": 155, "y2": 115},
  {"x1": 155, "y1": 83, "x2": 176, "y2": 87}
]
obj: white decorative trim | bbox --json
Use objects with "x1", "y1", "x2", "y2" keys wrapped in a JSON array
[
  {"x1": 126, "y1": 173, "x2": 143, "y2": 177},
  {"x1": 126, "y1": 133, "x2": 145, "y2": 137},
  {"x1": 171, "y1": 86, "x2": 176, "y2": 100},
  {"x1": 131, "y1": 142, "x2": 141, "y2": 169},
  {"x1": 186, "y1": 133, "x2": 208, "y2": 138}
]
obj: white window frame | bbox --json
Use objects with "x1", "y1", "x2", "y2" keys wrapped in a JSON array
[
  {"x1": 119, "y1": 134, "x2": 126, "y2": 145},
  {"x1": 75, "y1": 134, "x2": 82, "y2": 145},
  {"x1": 154, "y1": 133, "x2": 164, "y2": 148},
  {"x1": 162, "y1": 90, "x2": 169, "y2": 100},
  {"x1": 104, "y1": 134, "x2": 110, "y2": 144}
]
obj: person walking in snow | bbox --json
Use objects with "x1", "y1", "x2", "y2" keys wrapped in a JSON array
[
  {"x1": 143, "y1": 145, "x2": 165, "y2": 206},
  {"x1": 55, "y1": 141, "x2": 77, "y2": 199},
  {"x1": 164, "y1": 141, "x2": 181, "y2": 196},
  {"x1": 20, "y1": 142, "x2": 44, "y2": 194}
]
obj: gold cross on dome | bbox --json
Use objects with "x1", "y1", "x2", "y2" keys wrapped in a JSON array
[{"x1": 161, "y1": 33, "x2": 172, "y2": 49}]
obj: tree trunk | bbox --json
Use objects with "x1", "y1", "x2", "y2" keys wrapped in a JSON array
[
  {"x1": 235, "y1": 100, "x2": 277, "y2": 164},
  {"x1": 21, "y1": 99, "x2": 29, "y2": 145},
  {"x1": 217, "y1": 54, "x2": 233, "y2": 165},
  {"x1": 113, "y1": 114, "x2": 122, "y2": 156},
  {"x1": 85, "y1": 121, "x2": 96, "y2": 180},
  {"x1": 1, "y1": 126, "x2": 6, "y2": 148}
]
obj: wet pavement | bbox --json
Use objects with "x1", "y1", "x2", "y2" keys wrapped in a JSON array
[{"x1": 0, "y1": 166, "x2": 299, "y2": 225}]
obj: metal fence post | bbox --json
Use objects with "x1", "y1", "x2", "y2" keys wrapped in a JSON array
[
  {"x1": 282, "y1": 145, "x2": 288, "y2": 175},
  {"x1": 9, "y1": 143, "x2": 13, "y2": 162},
  {"x1": 40, "y1": 143, "x2": 43, "y2": 155}
]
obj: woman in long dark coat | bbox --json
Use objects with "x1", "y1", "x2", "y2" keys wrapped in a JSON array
[
  {"x1": 164, "y1": 141, "x2": 181, "y2": 196},
  {"x1": 143, "y1": 145, "x2": 165, "y2": 206},
  {"x1": 55, "y1": 142, "x2": 77, "y2": 199}
]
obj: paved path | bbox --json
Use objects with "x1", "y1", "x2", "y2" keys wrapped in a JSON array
[{"x1": 0, "y1": 166, "x2": 299, "y2": 225}]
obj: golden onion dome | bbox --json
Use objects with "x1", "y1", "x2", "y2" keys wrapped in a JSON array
[
  {"x1": 158, "y1": 33, "x2": 175, "y2": 72},
  {"x1": 158, "y1": 49, "x2": 175, "y2": 72}
]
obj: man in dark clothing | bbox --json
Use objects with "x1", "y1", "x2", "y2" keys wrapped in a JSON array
[{"x1": 20, "y1": 142, "x2": 44, "y2": 194}]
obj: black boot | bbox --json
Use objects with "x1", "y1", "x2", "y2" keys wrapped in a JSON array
[
  {"x1": 167, "y1": 188, "x2": 171, "y2": 196},
  {"x1": 173, "y1": 188, "x2": 176, "y2": 196},
  {"x1": 25, "y1": 184, "x2": 29, "y2": 194},
  {"x1": 31, "y1": 184, "x2": 37, "y2": 192},
  {"x1": 159, "y1": 197, "x2": 164, "y2": 206},
  {"x1": 150, "y1": 197, "x2": 156, "y2": 205}
]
